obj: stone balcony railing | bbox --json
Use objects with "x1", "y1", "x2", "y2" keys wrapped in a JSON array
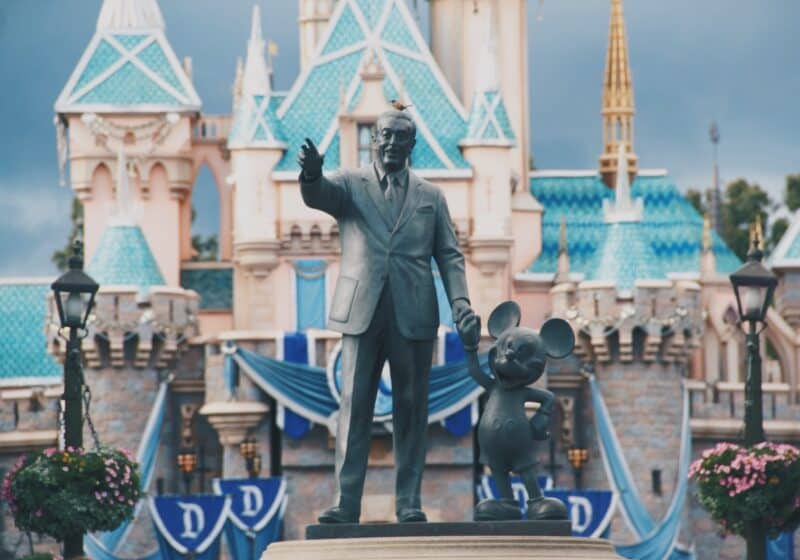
[
  {"x1": 687, "y1": 378, "x2": 800, "y2": 439},
  {"x1": 192, "y1": 114, "x2": 232, "y2": 144},
  {"x1": 552, "y1": 279, "x2": 703, "y2": 364}
]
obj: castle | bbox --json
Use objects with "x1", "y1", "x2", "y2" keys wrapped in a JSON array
[{"x1": 2, "y1": 0, "x2": 800, "y2": 558}]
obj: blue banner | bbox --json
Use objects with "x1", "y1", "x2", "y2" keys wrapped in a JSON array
[
  {"x1": 769, "y1": 531, "x2": 795, "y2": 560},
  {"x1": 150, "y1": 495, "x2": 231, "y2": 560},
  {"x1": 213, "y1": 478, "x2": 287, "y2": 560},
  {"x1": 477, "y1": 474, "x2": 616, "y2": 538}
]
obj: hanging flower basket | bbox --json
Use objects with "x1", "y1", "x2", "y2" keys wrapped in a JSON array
[
  {"x1": 1, "y1": 446, "x2": 141, "y2": 542},
  {"x1": 689, "y1": 441, "x2": 800, "y2": 538}
]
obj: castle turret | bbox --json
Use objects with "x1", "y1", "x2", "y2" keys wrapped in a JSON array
[
  {"x1": 298, "y1": 0, "x2": 335, "y2": 71},
  {"x1": 429, "y1": 0, "x2": 530, "y2": 192},
  {"x1": 458, "y1": 4, "x2": 516, "y2": 318},
  {"x1": 46, "y1": 150, "x2": 199, "y2": 555},
  {"x1": 599, "y1": 0, "x2": 638, "y2": 187},
  {"x1": 228, "y1": 5, "x2": 288, "y2": 330},
  {"x1": 54, "y1": 0, "x2": 202, "y2": 286}
]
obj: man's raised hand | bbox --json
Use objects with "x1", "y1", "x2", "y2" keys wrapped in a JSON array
[{"x1": 298, "y1": 137, "x2": 324, "y2": 180}]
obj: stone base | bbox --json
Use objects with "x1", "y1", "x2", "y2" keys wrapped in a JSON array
[
  {"x1": 306, "y1": 520, "x2": 571, "y2": 540},
  {"x1": 262, "y1": 535, "x2": 622, "y2": 559}
]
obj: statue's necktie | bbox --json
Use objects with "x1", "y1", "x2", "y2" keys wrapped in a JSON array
[{"x1": 386, "y1": 175, "x2": 403, "y2": 224}]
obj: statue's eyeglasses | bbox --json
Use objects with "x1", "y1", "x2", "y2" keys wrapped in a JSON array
[{"x1": 378, "y1": 128, "x2": 412, "y2": 143}]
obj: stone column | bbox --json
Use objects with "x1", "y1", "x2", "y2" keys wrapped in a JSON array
[{"x1": 199, "y1": 400, "x2": 269, "y2": 478}]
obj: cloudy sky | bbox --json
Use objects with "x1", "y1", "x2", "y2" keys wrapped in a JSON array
[{"x1": 1, "y1": 0, "x2": 798, "y2": 276}]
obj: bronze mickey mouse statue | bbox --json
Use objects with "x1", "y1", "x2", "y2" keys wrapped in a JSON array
[{"x1": 457, "y1": 301, "x2": 575, "y2": 522}]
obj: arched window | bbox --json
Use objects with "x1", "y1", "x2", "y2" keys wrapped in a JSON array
[{"x1": 190, "y1": 165, "x2": 221, "y2": 262}]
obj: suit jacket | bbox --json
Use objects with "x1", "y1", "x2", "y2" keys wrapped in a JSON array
[{"x1": 300, "y1": 165, "x2": 468, "y2": 340}]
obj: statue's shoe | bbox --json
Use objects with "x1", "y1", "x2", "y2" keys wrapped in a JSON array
[
  {"x1": 318, "y1": 505, "x2": 359, "y2": 524},
  {"x1": 397, "y1": 508, "x2": 427, "y2": 522},
  {"x1": 527, "y1": 497, "x2": 568, "y2": 520},
  {"x1": 474, "y1": 498, "x2": 522, "y2": 521}
]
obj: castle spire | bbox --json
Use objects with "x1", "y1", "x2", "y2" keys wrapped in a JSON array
[
  {"x1": 111, "y1": 148, "x2": 135, "y2": 226},
  {"x1": 603, "y1": 143, "x2": 643, "y2": 222},
  {"x1": 599, "y1": 0, "x2": 638, "y2": 188},
  {"x1": 700, "y1": 213, "x2": 717, "y2": 278},
  {"x1": 460, "y1": 2, "x2": 515, "y2": 147},
  {"x1": 242, "y1": 4, "x2": 271, "y2": 97},
  {"x1": 555, "y1": 217, "x2": 571, "y2": 283},
  {"x1": 96, "y1": 0, "x2": 165, "y2": 30},
  {"x1": 475, "y1": 3, "x2": 500, "y2": 94}
]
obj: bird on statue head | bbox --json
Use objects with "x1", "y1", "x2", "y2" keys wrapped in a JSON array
[{"x1": 390, "y1": 99, "x2": 413, "y2": 111}]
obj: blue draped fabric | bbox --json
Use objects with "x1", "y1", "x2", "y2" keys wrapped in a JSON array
[
  {"x1": 432, "y1": 260, "x2": 454, "y2": 328},
  {"x1": 589, "y1": 375, "x2": 693, "y2": 560},
  {"x1": 442, "y1": 331, "x2": 476, "y2": 436},
  {"x1": 224, "y1": 351, "x2": 239, "y2": 394},
  {"x1": 231, "y1": 343, "x2": 486, "y2": 434},
  {"x1": 213, "y1": 478, "x2": 287, "y2": 560},
  {"x1": 294, "y1": 260, "x2": 327, "y2": 331},
  {"x1": 85, "y1": 379, "x2": 170, "y2": 560},
  {"x1": 280, "y1": 333, "x2": 313, "y2": 439}
]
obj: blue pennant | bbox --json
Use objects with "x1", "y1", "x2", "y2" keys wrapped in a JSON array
[
  {"x1": 150, "y1": 495, "x2": 231, "y2": 559},
  {"x1": 476, "y1": 474, "x2": 617, "y2": 538},
  {"x1": 213, "y1": 478, "x2": 287, "y2": 560}
]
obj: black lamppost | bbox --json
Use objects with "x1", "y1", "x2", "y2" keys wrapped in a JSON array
[
  {"x1": 51, "y1": 240, "x2": 99, "y2": 559},
  {"x1": 729, "y1": 229, "x2": 778, "y2": 560}
]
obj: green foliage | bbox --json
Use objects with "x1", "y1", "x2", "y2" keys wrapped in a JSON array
[
  {"x1": 51, "y1": 198, "x2": 84, "y2": 272},
  {"x1": 685, "y1": 188, "x2": 705, "y2": 215},
  {"x1": 770, "y1": 218, "x2": 790, "y2": 251},
  {"x1": 2, "y1": 447, "x2": 140, "y2": 542},
  {"x1": 191, "y1": 234, "x2": 219, "y2": 261},
  {"x1": 720, "y1": 178, "x2": 772, "y2": 260},
  {"x1": 19, "y1": 555, "x2": 56, "y2": 560},
  {"x1": 689, "y1": 442, "x2": 800, "y2": 538},
  {"x1": 786, "y1": 174, "x2": 800, "y2": 212}
]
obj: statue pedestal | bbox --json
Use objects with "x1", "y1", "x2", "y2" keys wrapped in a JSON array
[{"x1": 262, "y1": 522, "x2": 622, "y2": 559}]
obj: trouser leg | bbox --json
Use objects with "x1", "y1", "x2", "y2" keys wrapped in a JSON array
[
  {"x1": 335, "y1": 321, "x2": 386, "y2": 514},
  {"x1": 387, "y1": 313, "x2": 434, "y2": 512}
]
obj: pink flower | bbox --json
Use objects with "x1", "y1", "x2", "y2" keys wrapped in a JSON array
[
  {"x1": 62, "y1": 466, "x2": 69, "y2": 472},
  {"x1": 35, "y1": 509, "x2": 43, "y2": 517}
]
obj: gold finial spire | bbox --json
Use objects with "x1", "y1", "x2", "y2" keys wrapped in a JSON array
[
  {"x1": 750, "y1": 214, "x2": 763, "y2": 251},
  {"x1": 599, "y1": 0, "x2": 638, "y2": 188}
]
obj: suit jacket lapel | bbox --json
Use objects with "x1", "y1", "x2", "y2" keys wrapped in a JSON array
[
  {"x1": 360, "y1": 168, "x2": 394, "y2": 232},
  {"x1": 393, "y1": 171, "x2": 423, "y2": 234}
]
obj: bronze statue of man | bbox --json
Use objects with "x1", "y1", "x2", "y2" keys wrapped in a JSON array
[{"x1": 298, "y1": 109, "x2": 475, "y2": 524}]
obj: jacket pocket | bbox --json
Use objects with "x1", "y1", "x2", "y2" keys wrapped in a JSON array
[{"x1": 330, "y1": 276, "x2": 359, "y2": 322}]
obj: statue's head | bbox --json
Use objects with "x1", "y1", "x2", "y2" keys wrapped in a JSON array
[
  {"x1": 375, "y1": 109, "x2": 416, "y2": 172},
  {"x1": 486, "y1": 301, "x2": 575, "y2": 389}
]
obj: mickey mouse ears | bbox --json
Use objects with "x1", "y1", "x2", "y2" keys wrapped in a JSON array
[
  {"x1": 487, "y1": 301, "x2": 521, "y2": 339},
  {"x1": 540, "y1": 318, "x2": 575, "y2": 359}
]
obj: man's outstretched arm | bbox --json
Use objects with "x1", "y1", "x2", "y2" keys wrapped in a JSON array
[{"x1": 298, "y1": 137, "x2": 348, "y2": 218}]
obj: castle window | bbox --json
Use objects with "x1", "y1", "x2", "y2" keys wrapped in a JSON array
[{"x1": 357, "y1": 123, "x2": 377, "y2": 166}]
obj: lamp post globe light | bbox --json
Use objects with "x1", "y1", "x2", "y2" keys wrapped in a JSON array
[
  {"x1": 728, "y1": 229, "x2": 778, "y2": 560},
  {"x1": 50, "y1": 239, "x2": 99, "y2": 559}
]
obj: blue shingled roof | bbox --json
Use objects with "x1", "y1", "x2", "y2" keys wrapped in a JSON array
[
  {"x1": 274, "y1": 0, "x2": 469, "y2": 172},
  {"x1": 87, "y1": 225, "x2": 165, "y2": 290},
  {"x1": 529, "y1": 173, "x2": 741, "y2": 283},
  {"x1": 463, "y1": 90, "x2": 515, "y2": 144},
  {"x1": 228, "y1": 94, "x2": 287, "y2": 148},
  {"x1": 0, "y1": 282, "x2": 61, "y2": 387},
  {"x1": 55, "y1": 30, "x2": 200, "y2": 112}
]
